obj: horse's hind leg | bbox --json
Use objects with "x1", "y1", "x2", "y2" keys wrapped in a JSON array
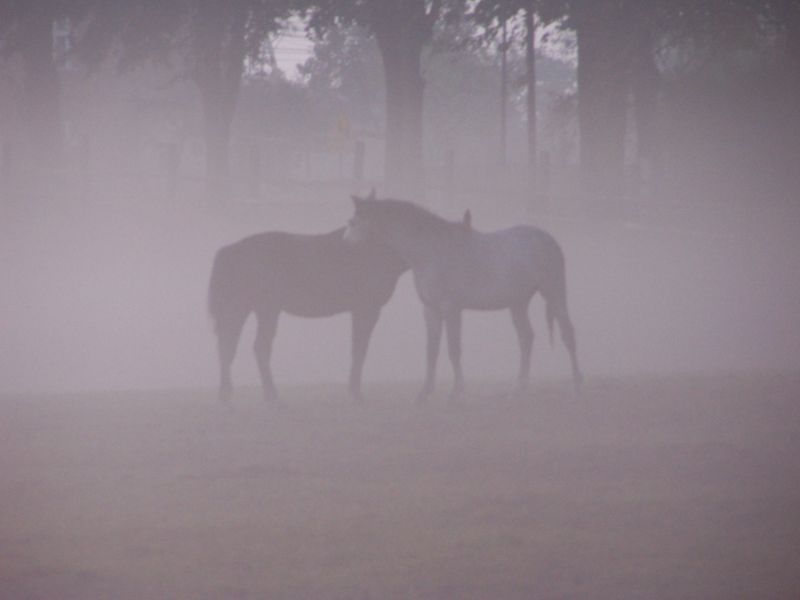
[
  {"x1": 510, "y1": 300, "x2": 534, "y2": 395},
  {"x1": 416, "y1": 305, "x2": 443, "y2": 404},
  {"x1": 254, "y1": 307, "x2": 280, "y2": 403},
  {"x1": 555, "y1": 307, "x2": 583, "y2": 391},
  {"x1": 349, "y1": 307, "x2": 380, "y2": 403},
  {"x1": 444, "y1": 310, "x2": 464, "y2": 402}
]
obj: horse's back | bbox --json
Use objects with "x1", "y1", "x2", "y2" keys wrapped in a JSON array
[
  {"x1": 483, "y1": 224, "x2": 558, "y2": 248},
  {"x1": 219, "y1": 229, "x2": 406, "y2": 317},
  {"x1": 428, "y1": 225, "x2": 562, "y2": 310},
  {"x1": 473, "y1": 225, "x2": 559, "y2": 268}
]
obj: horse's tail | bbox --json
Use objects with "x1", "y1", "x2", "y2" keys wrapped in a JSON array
[{"x1": 540, "y1": 236, "x2": 583, "y2": 388}]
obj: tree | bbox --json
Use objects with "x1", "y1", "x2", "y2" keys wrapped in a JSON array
[
  {"x1": 304, "y1": 0, "x2": 461, "y2": 198},
  {"x1": 0, "y1": 0, "x2": 94, "y2": 168},
  {"x1": 84, "y1": 0, "x2": 290, "y2": 197},
  {"x1": 480, "y1": 0, "x2": 800, "y2": 204},
  {"x1": 472, "y1": 0, "x2": 552, "y2": 170},
  {"x1": 553, "y1": 0, "x2": 788, "y2": 201},
  {"x1": 534, "y1": 1, "x2": 664, "y2": 199},
  {"x1": 298, "y1": 22, "x2": 384, "y2": 134}
]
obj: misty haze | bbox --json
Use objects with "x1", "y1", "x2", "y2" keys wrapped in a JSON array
[{"x1": 1, "y1": 1, "x2": 799, "y2": 599}]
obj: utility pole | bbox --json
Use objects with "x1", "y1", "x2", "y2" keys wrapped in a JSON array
[
  {"x1": 500, "y1": 10, "x2": 508, "y2": 166},
  {"x1": 525, "y1": 4, "x2": 537, "y2": 169}
]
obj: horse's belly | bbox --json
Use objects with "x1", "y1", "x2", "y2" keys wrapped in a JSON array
[
  {"x1": 283, "y1": 300, "x2": 350, "y2": 318},
  {"x1": 461, "y1": 292, "x2": 526, "y2": 311},
  {"x1": 464, "y1": 298, "x2": 517, "y2": 311},
  {"x1": 458, "y1": 274, "x2": 535, "y2": 311}
]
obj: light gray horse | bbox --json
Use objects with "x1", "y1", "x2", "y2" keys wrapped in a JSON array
[{"x1": 344, "y1": 194, "x2": 582, "y2": 402}]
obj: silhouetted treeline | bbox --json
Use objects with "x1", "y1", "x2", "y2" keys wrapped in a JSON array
[{"x1": 1, "y1": 0, "x2": 798, "y2": 207}]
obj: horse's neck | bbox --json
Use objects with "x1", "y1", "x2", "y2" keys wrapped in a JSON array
[{"x1": 385, "y1": 222, "x2": 460, "y2": 269}]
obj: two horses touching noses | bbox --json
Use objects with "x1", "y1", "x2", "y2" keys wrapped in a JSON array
[{"x1": 209, "y1": 190, "x2": 582, "y2": 405}]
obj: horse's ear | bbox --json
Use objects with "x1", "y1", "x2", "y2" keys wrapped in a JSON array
[
  {"x1": 351, "y1": 195, "x2": 364, "y2": 211},
  {"x1": 462, "y1": 209, "x2": 472, "y2": 229}
]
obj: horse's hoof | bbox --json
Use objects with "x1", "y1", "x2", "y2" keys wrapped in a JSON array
[
  {"x1": 263, "y1": 392, "x2": 284, "y2": 407},
  {"x1": 218, "y1": 386, "x2": 233, "y2": 404},
  {"x1": 573, "y1": 373, "x2": 585, "y2": 397},
  {"x1": 447, "y1": 390, "x2": 465, "y2": 407}
]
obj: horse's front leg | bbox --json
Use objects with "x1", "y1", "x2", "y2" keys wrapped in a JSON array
[
  {"x1": 349, "y1": 307, "x2": 380, "y2": 403},
  {"x1": 416, "y1": 305, "x2": 443, "y2": 404},
  {"x1": 444, "y1": 310, "x2": 464, "y2": 403},
  {"x1": 216, "y1": 310, "x2": 248, "y2": 405},
  {"x1": 254, "y1": 307, "x2": 280, "y2": 403}
]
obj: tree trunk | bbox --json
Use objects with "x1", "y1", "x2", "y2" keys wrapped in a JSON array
[
  {"x1": 631, "y1": 26, "x2": 661, "y2": 195},
  {"x1": 20, "y1": 4, "x2": 62, "y2": 170},
  {"x1": 192, "y1": 4, "x2": 247, "y2": 200},
  {"x1": 377, "y1": 30, "x2": 426, "y2": 199},
  {"x1": 782, "y1": 0, "x2": 800, "y2": 81},
  {"x1": 524, "y1": 4, "x2": 537, "y2": 169},
  {"x1": 575, "y1": 2, "x2": 630, "y2": 202},
  {"x1": 200, "y1": 91, "x2": 235, "y2": 199},
  {"x1": 372, "y1": 0, "x2": 437, "y2": 200},
  {"x1": 780, "y1": 0, "x2": 800, "y2": 192},
  {"x1": 631, "y1": 32, "x2": 659, "y2": 164},
  {"x1": 405, "y1": 54, "x2": 425, "y2": 196},
  {"x1": 500, "y1": 14, "x2": 508, "y2": 166}
]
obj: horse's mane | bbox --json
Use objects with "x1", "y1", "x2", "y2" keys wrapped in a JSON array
[{"x1": 367, "y1": 198, "x2": 460, "y2": 233}]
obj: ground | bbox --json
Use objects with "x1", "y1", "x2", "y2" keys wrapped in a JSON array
[{"x1": 1, "y1": 374, "x2": 799, "y2": 600}]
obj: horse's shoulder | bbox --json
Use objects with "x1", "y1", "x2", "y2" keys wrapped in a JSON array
[
  {"x1": 505, "y1": 224, "x2": 542, "y2": 235},
  {"x1": 235, "y1": 230, "x2": 292, "y2": 246},
  {"x1": 499, "y1": 224, "x2": 556, "y2": 245},
  {"x1": 316, "y1": 228, "x2": 348, "y2": 243},
  {"x1": 234, "y1": 229, "x2": 343, "y2": 250}
]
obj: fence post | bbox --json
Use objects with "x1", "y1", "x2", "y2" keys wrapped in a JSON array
[
  {"x1": 78, "y1": 136, "x2": 90, "y2": 200},
  {"x1": 353, "y1": 139, "x2": 365, "y2": 184},
  {"x1": 248, "y1": 140, "x2": 261, "y2": 198},
  {"x1": 630, "y1": 161, "x2": 643, "y2": 197},
  {"x1": 445, "y1": 147, "x2": 455, "y2": 205},
  {"x1": 163, "y1": 142, "x2": 179, "y2": 198},
  {"x1": 538, "y1": 150, "x2": 551, "y2": 211},
  {"x1": 627, "y1": 160, "x2": 648, "y2": 221},
  {"x1": 1, "y1": 140, "x2": 14, "y2": 193}
]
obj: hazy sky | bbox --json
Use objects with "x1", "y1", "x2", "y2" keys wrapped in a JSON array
[{"x1": 272, "y1": 16, "x2": 576, "y2": 81}]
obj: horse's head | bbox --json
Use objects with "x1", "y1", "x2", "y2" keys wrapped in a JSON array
[
  {"x1": 344, "y1": 189, "x2": 379, "y2": 244},
  {"x1": 345, "y1": 193, "x2": 464, "y2": 248}
]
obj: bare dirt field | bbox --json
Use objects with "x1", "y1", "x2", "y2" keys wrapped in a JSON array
[{"x1": 1, "y1": 374, "x2": 799, "y2": 600}]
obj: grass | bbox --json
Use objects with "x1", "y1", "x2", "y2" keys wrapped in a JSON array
[{"x1": 1, "y1": 374, "x2": 799, "y2": 599}]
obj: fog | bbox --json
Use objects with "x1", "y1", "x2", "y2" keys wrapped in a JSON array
[
  {"x1": 1, "y1": 9, "x2": 797, "y2": 397},
  {"x1": 2, "y1": 3, "x2": 800, "y2": 597},
  {"x1": 2, "y1": 182, "x2": 798, "y2": 395}
]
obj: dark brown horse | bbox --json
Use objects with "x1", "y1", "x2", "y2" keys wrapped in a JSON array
[{"x1": 209, "y1": 228, "x2": 407, "y2": 403}]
